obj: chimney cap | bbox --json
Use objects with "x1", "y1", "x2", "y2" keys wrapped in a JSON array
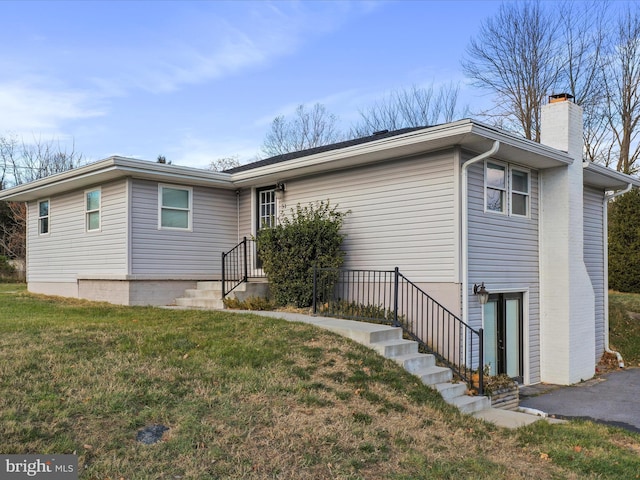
[{"x1": 549, "y1": 93, "x2": 574, "y2": 103}]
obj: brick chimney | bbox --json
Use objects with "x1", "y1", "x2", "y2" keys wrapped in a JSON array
[{"x1": 538, "y1": 94, "x2": 596, "y2": 385}]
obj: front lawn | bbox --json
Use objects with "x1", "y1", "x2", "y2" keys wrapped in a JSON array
[{"x1": 1, "y1": 284, "x2": 639, "y2": 479}]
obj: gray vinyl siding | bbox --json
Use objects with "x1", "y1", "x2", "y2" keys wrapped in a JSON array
[
  {"x1": 466, "y1": 159, "x2": 541, "y2": 384},
  {"x1": 250, "y1": 151, "x2": 458, "y2": 282},
  {"x1": 583, "y1": 186, "x2": 605, "y2": 362},
  {"x1": 130, "y1": 179, "x2": 237, "y2": 275},
  {"x1": 238, "y1": 188, "x2": 252, "y2": 242},
  {"x1": 27, "y1": 180, "x2": 128, "y2": 282}
]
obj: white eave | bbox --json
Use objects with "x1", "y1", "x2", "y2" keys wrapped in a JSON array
[
  {"x1": 0, "y1": 156, "x2": 234, "y2": 202},
  {"x1": 228, "y1": 120, "x2": 573, "y2": 186},
  {"x1": 583, "y1": 162, "x2": 640, "y2": 190}
]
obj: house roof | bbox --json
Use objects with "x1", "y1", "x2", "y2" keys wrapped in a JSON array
[
  {"x1": 227, "y1": 119, "x2": 575, "y2": 187},
  {"x1": 224, "y1": 127, "x2": 426, "y2": 174},
  {"x1": 0, "y1": 156, "x2": 233, "y2": 202},
  {"x1": 583, "y1": 161, "x2": 640, "y2": 190},
  {"x1": 0, "y1": 119, "x2": 637, "y2": 202}
]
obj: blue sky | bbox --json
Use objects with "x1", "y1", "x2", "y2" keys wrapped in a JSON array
[{"x1": 1, "y1": 0, "x2": 508, "y2": 169}]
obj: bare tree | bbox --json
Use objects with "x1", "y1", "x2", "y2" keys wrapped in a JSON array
[
  {"x1": 603, "y1": 6, "x2": 640, "y2": 174},
  {"x1": 559, "y1": 1, "x2": 611, "y2": 164},
  {"x1": 350, "y1": 83, "x2": 465, "y2": 137},
  {"x1": 5, "y1": 136, "x2": 83, "y2": 186},
  {"x1": 462, "y1": 1, "x2": 562, "y2": 141},
  {"x1": 0, "y1": 135, "x2": 82, "y2": 259},
  {"x1": 262, "y1": 103, "x2": 342, "y2": 157},
  {"x1": 209, "y1": 155, "x2": 241, "y2": 172}
]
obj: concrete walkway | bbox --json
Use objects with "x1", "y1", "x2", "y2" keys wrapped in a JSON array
[
  {"x1": 520, "y1": 368, "x2": 640, "y2": 433},
  {"x1": 227, "y1": 309, "x2": 561, "y2": 429}
]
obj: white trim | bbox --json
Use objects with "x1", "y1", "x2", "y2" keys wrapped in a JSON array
[
  {"x1": 84, "y1": 187, "x2": 102, "y2": 232},
  {"x1": 157, "y1": 184, "x2": 193, "y2": 231}
]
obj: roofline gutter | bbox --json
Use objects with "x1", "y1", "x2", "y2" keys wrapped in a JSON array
[
  {"x1": 461, "y1": 140, "x2": 500, "y2": 331},
  {"x1": 603, "y1": 182, "x2": 633, "y2": 368}
]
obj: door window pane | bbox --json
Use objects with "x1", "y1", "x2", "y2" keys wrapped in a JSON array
[
  {"x1": 483, "y1": 301, "x2": 498, "y2": 377},
  {"x1": 505, "y1": 298, "x2": 521, "y2": 379}
]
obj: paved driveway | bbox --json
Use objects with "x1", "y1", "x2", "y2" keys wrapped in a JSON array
[{"x1": 519, "y1": 368, "x2": 640, "y2": 433}]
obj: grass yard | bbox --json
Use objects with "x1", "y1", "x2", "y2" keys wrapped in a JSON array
[
  {"x1": 609, "y1": 291, "x2": 640, "y2": 366},
  {"x1": 0, "y1": 284, "x2": 639, "y2": 479}
]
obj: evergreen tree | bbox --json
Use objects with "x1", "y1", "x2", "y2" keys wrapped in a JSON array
[{"x1": 609, "y1": 189, "x2": 640, "y2": 292}]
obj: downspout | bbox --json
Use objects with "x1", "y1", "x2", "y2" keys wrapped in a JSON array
[
  {"x1": 602, "y1": 181, "x2": 632, "y2": 368},
  {"x1": 461, "y1": 140, "x2": 500, "y2": 332}
]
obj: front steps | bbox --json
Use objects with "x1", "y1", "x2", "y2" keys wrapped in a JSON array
[
  {"x1": 364, "y1": 326, "x2": 491, "y2": 414},
  {"x1": 174, "y1": 280, "x2": 269, "y2": 309}
]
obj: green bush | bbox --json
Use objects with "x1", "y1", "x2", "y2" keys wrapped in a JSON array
[
  {"x1": 609, "y1": 189, "x2": 640, "y2": 293},
  {"x1": 256, "y1": 201, "x2": 349, "y2": 308}
]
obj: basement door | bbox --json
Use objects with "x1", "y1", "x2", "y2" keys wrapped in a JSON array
[{"x1": 483, "y1": 292, "x2": 523, "y2": 383}]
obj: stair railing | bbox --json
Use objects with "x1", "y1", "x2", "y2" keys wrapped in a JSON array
[
  {"x1": 221, "y1": 237, "x2": 268, "y2": 298},
  {"x1": 313, "y1": 267, "x2": 484, "y2": 394}
]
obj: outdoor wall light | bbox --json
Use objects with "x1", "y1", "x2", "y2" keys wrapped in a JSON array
[
  {"x1": 276, "y1": 182, "x2": 286, "y2": 192},
  {"x1": 473, "y1": 282, "x2": 490, "y2": 305}
]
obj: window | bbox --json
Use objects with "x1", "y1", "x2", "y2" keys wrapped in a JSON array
[
  {"x1": 486, "y1": 162, "x2": 507, "y2": 213},
  {"x1": 38, "y1": 199, "x2": 49, "y2": 235},
  {"x1": 258, "y1": 187, "x2": 276, "y2": 229},
  {"x1": 159, "y1": 185, "x2": 192, "y2": 230},
  {"x1": 510, "y1": 169, "x2": 530, "y2": 216},
  {"x1": 85, "y1": 189, "x2": 101, "y2": 231},
  {"x1": 485, "y1": 162, "x2": 530, "y2": 217}
]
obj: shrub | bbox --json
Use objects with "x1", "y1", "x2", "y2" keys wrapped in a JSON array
[
  {"x1": 256, "y1": 201, "x2": 349, "y2": 308},
  {"x1": 609, "y1": 189, "x2": 640, "y2": 293}
]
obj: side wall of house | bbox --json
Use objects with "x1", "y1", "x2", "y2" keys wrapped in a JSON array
[
  {"x1": 27, "y1": 179, "x2": 129, "y2": 297},
  {"x1": 466, "y1": 158, "x2": 541, "y2": 384},
  {"x1": 238, "y1": 150, "x2": 461, "y2": 314},
  {"x1": 583, "y1": 186, "x2": 605, "y2": 363},
  {"x1": 130, "y1": 179, "x2": 238, "y2": 276}
]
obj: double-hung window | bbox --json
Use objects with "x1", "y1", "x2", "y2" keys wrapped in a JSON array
[
  {"x1": 485, "y1": 161, "x2": 530, "y2": 217},
  {"x1": 485, "y1": 163, "x2": 507, "y2": 213},
  {"x1": 38, "y1": 199, "x2": 49, "y2": 235},
  {"x1": 510, "y1": 168, "x2": 530, "y2": 216},
  {"x1": 159, "y1": 185, "x2": 192, "y2": 230},
  {"x1": 85, "y1": 189, "x2": 101, "y2": 232}
]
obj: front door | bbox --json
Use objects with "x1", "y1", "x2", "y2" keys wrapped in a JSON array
[
  {"x1": 483, "y1": 292, "x2": 523, "y2": 383},
  {"x1": 255, "y1": 186, "x2": 276, "y2": 269}
]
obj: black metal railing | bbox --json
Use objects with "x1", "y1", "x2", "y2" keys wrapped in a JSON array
[
  {"x1": 221, "y1": 237, "x2": 266, "y2": 298},
  {"x1": 313, "y1": 267, "x2": 484, "y2": 394}
]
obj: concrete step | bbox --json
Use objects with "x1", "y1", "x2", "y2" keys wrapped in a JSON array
[
  {"x1": 415, "y1": 365, "x2": 453, "y2": 385},
  {"x1": 183, "y1": 289, "x2": 222, "y2": 298},
  {"x1": 370, "y1": 338, "x2": 418, "y2": 358},
  {"x1": 434, "y1": 382, "x2": 468, "y2": 401},
  {"x1": 317, "y1": 320, "x2": 402, "y2": 345},
  {"x1": 392, "y1": 352, "x2": 436, "y2": 373},
  {"x1": 175, "y1": 297, "x2": 225, "y2": 309},
  {"x1": 196, "y1": 281, "x2": 224, "y2": 291},
  {"x1": 447, "y1": 394, "x2": 491, "y2": 414}
]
